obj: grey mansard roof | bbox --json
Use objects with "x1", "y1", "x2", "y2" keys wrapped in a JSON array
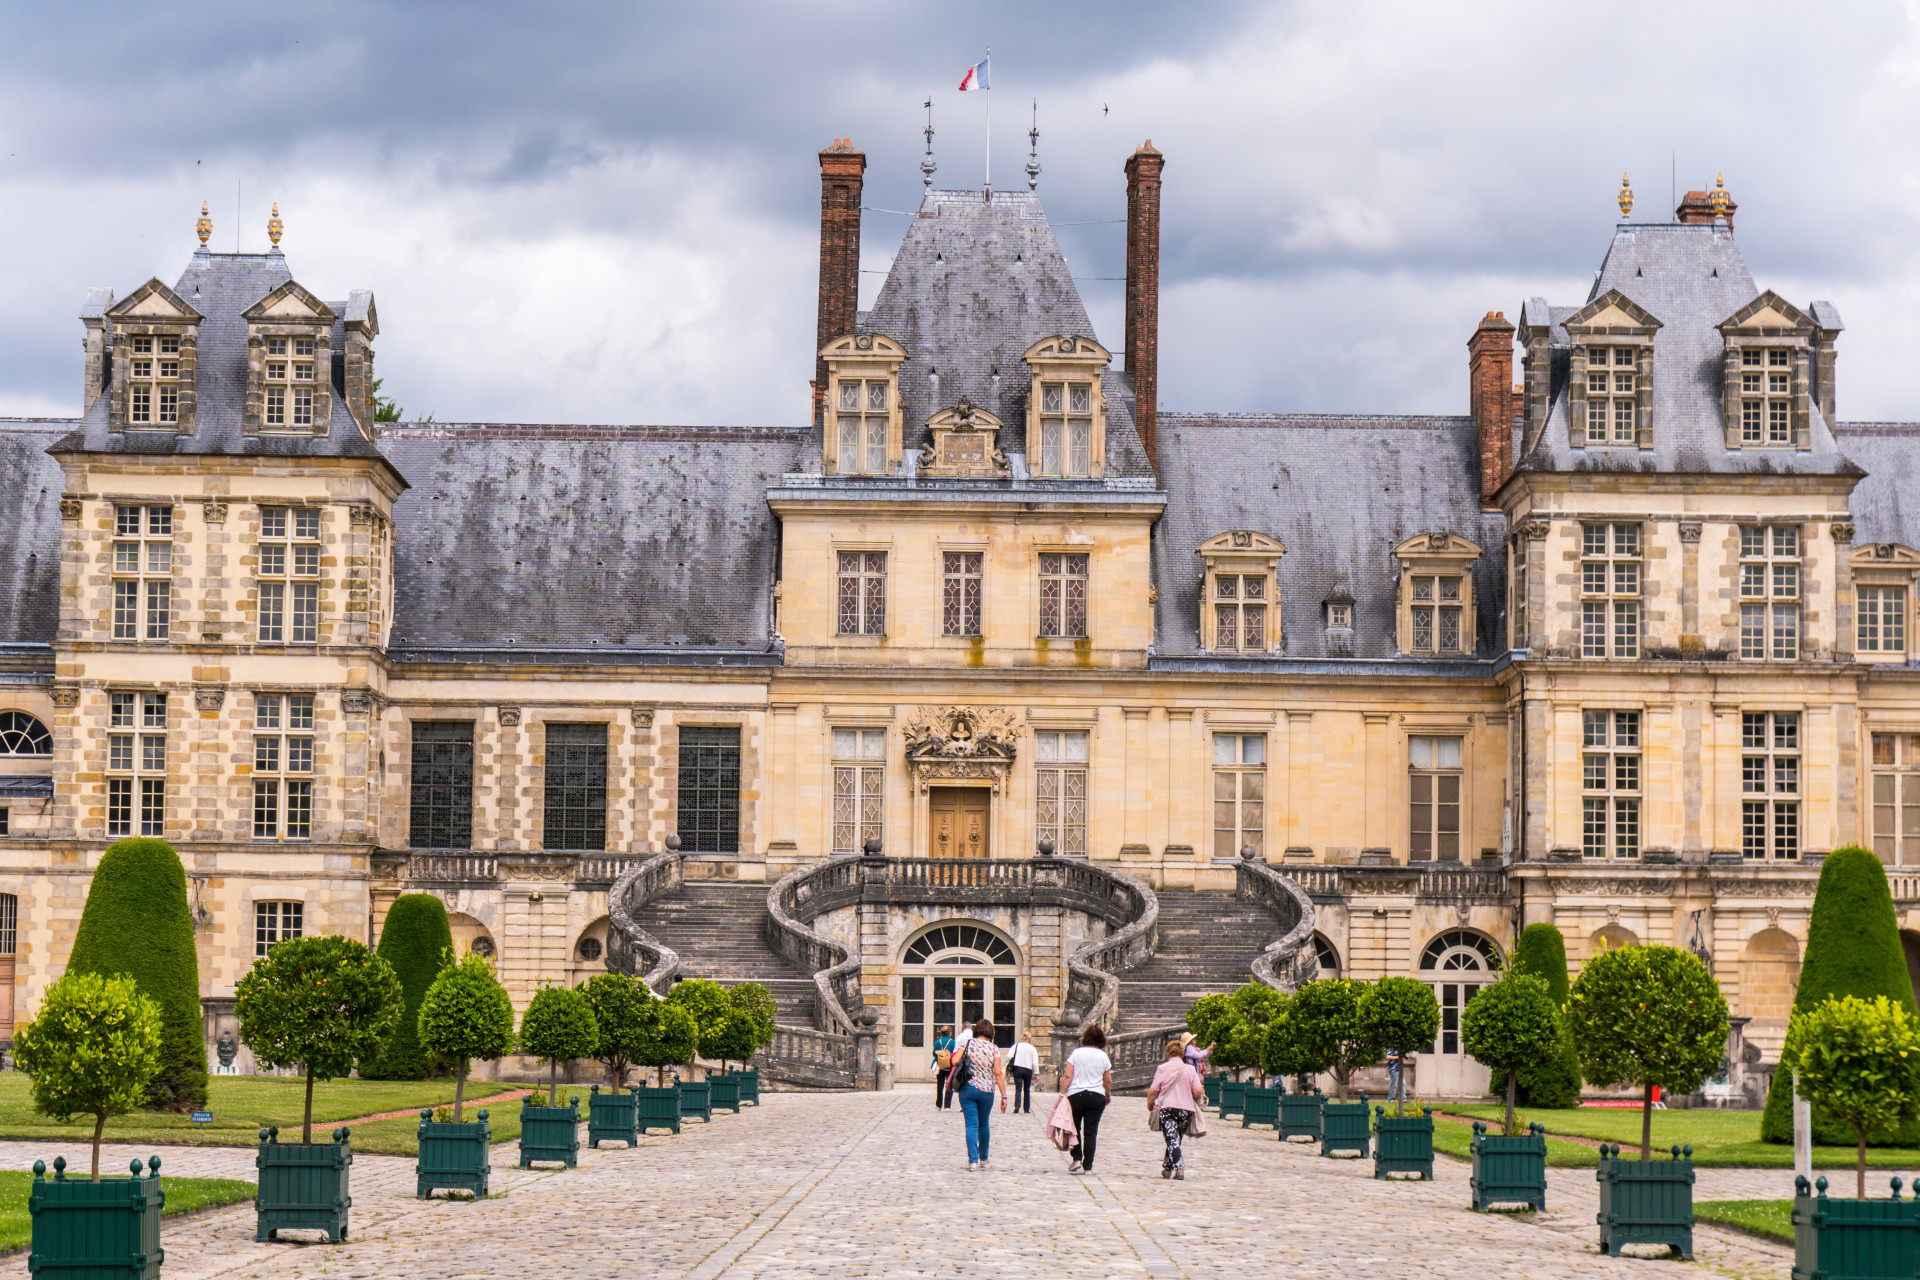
[
  {"x1": 0, "y1": 421, "x2": 70, "y2": 646},
  {"x1": 1153, "y1": 413, "x2": 1508, "y2": 660},
  {"x1": 1837, "y1": 422, "x2": 1920, "y2": 549}
]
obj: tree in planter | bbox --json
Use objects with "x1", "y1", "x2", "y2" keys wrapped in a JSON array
[
  {"x1": 729, "y1": 983, "x2": 778, "y2": 1060},
  {"x1": 1185, "y1": 992, "x2": 1238, "y2": 1057},
  {"x1": 1570, "y1": 944, "x2": 1729, "y2": 1160},
  {"x1": 1261, "y1": 996, "x2": 1331, "y2": 1092},
  {"x1": 1783, "y1": 995, "x2": 1920, "y2": 1199},
  {"x1": 418, "y1": 951, "x2": 516, "y2": 1121},
  {"x1": 234, "y1": 935, "x2": 404, "y2": 1144},
  {"x1": 581, "y1": 972, "x2": 651, "y2": 1087},
  {"x1": 13, "y1": 972, "x2": 162, "y2": 1180},
  {"x1": 361, "y1": 893, "x2": 454, "y2": 1081},
  {"x1": 1287, "y1": 978, "x2": 1382, "y2": 1100},
  {"x1": 1214, "y1": 983, "x2": 1289, "y2": 1082},
  {"x1": 66, "y1": 838, "x2": 206, "y2": 1110},
  {"x1": 1490, "y1": 923, "x2": 1584, "y2": 1109},
  {"x1": 1460, "y1": 971, "x2": 1560, "y2": 1135},
  {"x1": 635, "y1": 998, "x2": 700, "y2": 1087},
  {"x1": 518, "y1": 983, "x2": 600, "y2": 1105},
  {"x1": 666, "y1": 978, "x2": 735, "y2": 1074},
  {"x1": 1357, "y1": 976, "x2": 1440, "y2": 1116}
]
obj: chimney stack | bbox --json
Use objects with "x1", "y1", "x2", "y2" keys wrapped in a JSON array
[
  {"x1": 814, "y1": 140, "x2": 866, "y2": 425},
  {"x1": 1675, "y1": 175, "x2": 1736, "y2": 229},
  {"x1": 1123, "y1": 142, "x2": 1164, "y2": 475},
  {"x1": 1469, "y1": 311, "x2": 1517, "y2": 506}
]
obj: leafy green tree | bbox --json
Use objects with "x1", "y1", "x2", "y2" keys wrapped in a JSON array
[
  {"x1": 1784, "y1": 995, "x2": 1920, "y2": 1198},
  {"x1": 1763, "y1": 847, "x2": 1920, "y2": 1145},
  {"x1": 666, "y1": 978, "x2": 735, "y2": 1073},
  {"x1": 635, "y1": 998, "x2": 699, "y2": 1086},
  {"x1": 1288, "y1": 979, "x2": 1382, "y2": 1099},
  {"x1": 362, "y1": 894, "x2": 455, "y2": 1080},
  {"x1": 1261, "y1": 995, "x2": 1330, "y2": 1091},
  {"x1": 1570, "y1": 944, "x2": 1729, "y2": 1159},
  {"x1": 14, "y1": 972, "x2": 163, "y2": 1180},
  {"x1": 1460, "y1": 971, "x2": 1560, "y2": 1134},
  {"x1": 518, "y1": 983, "x2": 601, "y2": 1105},
  {"x1": 1491, "y1": 923, "x2": 1583, "y2": 1108},
  {"x1": 581, "y1": 972, "x2": 651, "y2": 1087},
  {"x1": 1358, "y1": 977, "x2": 1440, "y2": 1116},
  {"x1": 418, "y1": 951, "x2": 516, "y2": 1120},
  {"x1": 1190, "y1": 983, "x2": 1288, "y2": 1081},
  {"x1": 66, "y1": 838, "x2": 206, "y2": 1110},
  {"x1": 234, "y1": 935, "x2": 404, "y2": 1143},
  {"x1": 721, "y1": 983, "x2": 778, "y2": 1068},
  {"x1": 1185, "y1": 993, "x2": 1238, "y2": 1053}
]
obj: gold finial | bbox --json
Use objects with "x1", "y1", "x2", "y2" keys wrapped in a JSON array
[
  {"x1": 195, "y1": 201, "x2": 212, "y2": 247},
  {"x1": 1707, "y1": 173, "x2": 1731, "y2": 215},
  {"x1": 266, "y1": 202, "x2": 283, "y2": 250},
  {"x1": 1617, "y1": 172, "x2": 1633, "y2": 220}
]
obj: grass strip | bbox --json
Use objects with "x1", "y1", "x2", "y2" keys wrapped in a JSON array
[
  {"x1": 1695, "y1": 1198, "x2": 1794, "y2": 1244},
  {"x1": 1445, "y1": 1103, "x2": 1920, "y2": 1168},
  {"x1": 1429, "y1": 1114, "x2": 1598, "y2": 1167},
  {"x1": 0, "y1": 1170, "x2": 255, "y2": 1254}
]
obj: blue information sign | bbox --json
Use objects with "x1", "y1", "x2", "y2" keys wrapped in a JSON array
[{"x1": 190, "y1": 1111, "x2": 213, "y2": 1128}]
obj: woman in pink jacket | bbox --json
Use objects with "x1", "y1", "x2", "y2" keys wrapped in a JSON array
[{"x1": 1145, "y1": 1038, "x2": 1206, "y2": 1179}]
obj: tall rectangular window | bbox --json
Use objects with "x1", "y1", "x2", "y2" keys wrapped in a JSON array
[
  {"x1": 1035, "y1": 730, "x2": 1089, "y2": 856},
  {"x1": 106, "y1": 692, "x2": 167, "y2": 837},
  {"x1": 1212, "y1": 733, "x2": 1265, "y2": 859},
  {"x1": 1579, "y1": 523, "x2": 1640, "y2": 659},
  {"x1": 942, "y1": 552, "x2": 983, "y2": 637},
  {"x1": 543, "y1": 723, "x2": 608, "y2": 851},
  {"x1": 1583, "y1": 345, "x2": 1638, "y2": 444},
  {"x1": 837, "y1": 551, "x2": 886, "y2": 636},
  {"x1": 258, "y1": 507, "x2": 321, "y2": 643},
  {"x1": 677, "y1": 726, "x2": 741, "y2": 854},
  {"x1": 1409, "y1": 735, "x2": 1463, "y2": 861},
  {"x1": 263, "y1": 336, "x2": 316, "y2": 431},
  {"x1": 1581, "y1": 710, "x2": 1641, "y2": 859},
  {"x1": 1872, "y1": 733, "x2": 1920, "y2": 866},
  {"x1": 250, "y1": 693, "x2": 315, "y2": 840},
  {"x1": 1038, "y1": 552, "x2": 1089, "y2": 639},
  {"x1": 1213, "y1": 572, "x2": 1269, "y2": 653},
  {"x1": 111, "y1": 505, "x2": 173, "y2": 641},
  {"x1": 831, "y1": 728, "x2": 885, "y2": 856},
  {"x1": 1037, "y1": 381, "x2": 1094, "y2": 477},
  {"x1": 834, "y1": 378, "x2": 889, "y2": 475},
  {"x1": 1860, "y1": 587, "x2": 1907, "y2": 654},
  {"x1": 1742, "y1": 711, "x2": 1799, "y2": 860},
  {"x1": 125, "y1": 334, "x2": 182, "y2": 425},
  {"x1": 1409, "y1": 574, "x2": 1464, "y2": 654},
  {"x1": 1740, "y1": 348, "x2": 1793, "y2": 445},
  {"x1": 1739, "y1": 526, "x2": 1800, "y2": 660},
  {"x1": 255, "y1": 900, "x2": 303, "y2": 957},
  {"x1": 410, "y1": 721, "x2": 475, "y2": 849}
]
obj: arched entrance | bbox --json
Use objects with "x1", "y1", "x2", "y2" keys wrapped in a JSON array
[
  {"x1": 896, "y1": 921, "x2": 1021, "y2": 1080},
  {"x1": 1419, "y1": 929, "x2": 1500, "y2": 1098}
]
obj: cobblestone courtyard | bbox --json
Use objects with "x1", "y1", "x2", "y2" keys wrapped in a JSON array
[{"x1": 1, "y1": 1089, "x2": 1825, "y2": 1279}]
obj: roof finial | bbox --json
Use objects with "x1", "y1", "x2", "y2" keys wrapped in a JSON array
[
  {"x1": 1617, "y1": 172, "x2": 1633, "y2": 220},
  {"x1": 266, "y1": 202, "x2": 283, "y2": 251},
  {"x1": 1708, "y1": 173, "x2": 1731, "y2": 218},
  {"x1": 921, "y1": 98, "x2": 937, "y2": 188},
  {"x1": 1026, "y1": 99, "x2": 1041, "y2": 191},
  {"x1": 195, "y1": 201, "x2": 212, "y2": 247}
]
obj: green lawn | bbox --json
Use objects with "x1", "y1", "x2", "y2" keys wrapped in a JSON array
[
  {"x1": 1428, "y1": 1113, "x2": 1600, "y2": 1167},
  {"x1": 0, "y1": 1170, "x2": 255, "y2": 1253},
  {"x1": 1695, "y1": 1198, "x2": 1795, "y2": 1243},
  {"x1": 1445, "y1": 1104, "x2": 1920, "y2": 1169},
  {"x1": 343, "y1": 1107, "x2": 527, "y2": 1158}
]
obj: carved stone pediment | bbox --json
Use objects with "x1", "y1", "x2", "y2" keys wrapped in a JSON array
[
  {"x1": 903, "y1": 705, "x2": 1020, "y2": 794},
  {"x1": 918, "y1": 400, "x2": 1008, "y2": 478}
]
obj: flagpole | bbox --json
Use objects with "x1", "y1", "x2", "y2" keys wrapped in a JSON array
[{"x1": 984, "y1": 47, "x2": 991, "y2": 196}]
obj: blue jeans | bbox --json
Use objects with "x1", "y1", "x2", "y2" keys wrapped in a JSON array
[
  {"x1": 958, "y1": 1083, "x2": 994, "y2": 1162},
  {"x1": 1387, "y1": 1058, "x2": 1405, "y2": 1103}
]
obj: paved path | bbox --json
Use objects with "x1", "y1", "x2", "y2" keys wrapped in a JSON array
[{"x1": 0, "y1": 1088, "x2": 1869, "y2": 1279}]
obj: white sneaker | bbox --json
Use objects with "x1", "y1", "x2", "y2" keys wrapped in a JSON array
[
  {"x1": 978, "y1": 1160, "x2": 990, "y2": 1170},
  {"x1": 968, "y1": 1161, "x2": 978, "y2": 1171}
]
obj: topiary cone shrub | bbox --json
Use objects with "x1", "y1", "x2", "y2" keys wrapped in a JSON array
[
  {"x1": 1762, "y1": 846, "x2": 1920, "y2": 1145},
  {"x1": 361, "y1": 894, "x2": 454, "y2": 1080},
  {"x1": 66, "y1": 838, "x2": 206, "y2": 1110},
  {"x1": 1489, "y1": 923, "x2": 1583, "y2": 1108}
]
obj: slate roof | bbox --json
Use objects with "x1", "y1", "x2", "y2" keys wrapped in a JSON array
[
  {"x1": 378, "y1": 424, "x2": 803, "y2": 658},
  {"x1": 0, "y1": 420, "x2": 72, "y2": 646},
  {"x1": 50, "y1": 250, "x2": 387, "y2": 462},
  {"x1": 1153, "y1": 413, "x2": 1508, "y2": 660},
  {"x1": 858, "y1": 189, "x2": 1155, "y2": 479},
  {"x1": 1517, "y1": 224, "x2": 1856, "y2": 477},
  {"x1": 1836, "y1": 422, "x2": 1920, "y2": 548}
]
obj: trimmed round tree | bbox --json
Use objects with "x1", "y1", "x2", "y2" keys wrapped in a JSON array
[
  {"x1": 519, "y1": 982, "x2": 600, "y2": 1104},
  {"x1": 1185, "y1": 992, "x2": 1238, "y2": 1053},
  {"x1": 234, "y1": 935, "x2": 404, "y2": 1143},
  {"x1": 725, "y1": 983, "x2": 778, "y2": 1068},
  {"x1": 1570, "y1": 944, "x2": 1730, "y2": 1159},
  {"x1": 636, "y1": 998, "x2": 699, "y2": 1087},
  {"x1": 13, "y1": 972, "x2": 162, "y2": 1180},
  {"x1": 1262, "y1": 995, "x2": 1330, "y2": 1092},
  {"x1": 1494, "y1": 922, "x2": 1584, "y2": 1108},
  {"x1": 1763, "y1": 846, "x2": 1919, "y2": 1145},
  {"x1": 417, "y1": 951, "x2": 516, "y2": 1120},
  {"x1": 1785, "y1": 994, "x2": 1920, "y2": 1198},
  {"x1": 361, "y1": 894, "x2": 455, "y2": 1080},
  {"x1": 666, "y1": 978, "x2": 735, "y2": 1074},
  {"x1": 66, "y1": 837, "x2": 206, "y2": 1110},
  {"x1": 1288, "y1": 978, "x2": 1382, "y2": 1100},
  {"x1": 1460, "y1": 970, "x2": 1560, "y2": 1134},
  {"x1": 1358, "y1": 976, "x2": 1440, "y2": 1116},
  {"x1": 581, "y1": 972, "x2": 651, "y2": 1087}
]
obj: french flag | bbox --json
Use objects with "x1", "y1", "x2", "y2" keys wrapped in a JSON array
[{"x1": 957, "y1": 57, "x2": 990, "y2": 91}]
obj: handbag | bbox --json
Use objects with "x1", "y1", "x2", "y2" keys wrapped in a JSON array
[{"x1": 1146, "y1": 1106, "x2": 1161, "y2": 1132}]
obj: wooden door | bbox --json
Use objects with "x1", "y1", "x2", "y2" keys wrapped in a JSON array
[{"x1": 929, "y1": 787, "x2": 991, "y2": 859}]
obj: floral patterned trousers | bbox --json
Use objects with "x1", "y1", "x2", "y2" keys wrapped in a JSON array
[{"x1": 1159, "y1": 1107, "x2": 1193, "y2": 1170}]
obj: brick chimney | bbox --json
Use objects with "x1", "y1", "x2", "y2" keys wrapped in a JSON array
[
  {"x1": 814, "y1": 140, "x2": 866, "y2": 425},
  {"x1": 1123, "y1": 142, "x2": 1164, "y2": 474},
  {"x1": 1469, "y1": 311, "x2": 1517, "y2": 506},
  {"x1": 1675, "y1": 176, "x2": 1735, "y2": 229}
]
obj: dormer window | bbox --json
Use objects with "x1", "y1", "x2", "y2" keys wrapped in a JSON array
[
  {"x1": 1853, "y1": 543, "x2": 1920, "y2": 664},
  {"x1": 1739, "y1": 348, "x2": 1793, "y2": 445},
  {"x1": 1196, "y1": 531, "x2": 1285, "y2": 655},
  {"x1": 1037, "y1": 381, "x2": 1094, "y2": 477},
  {"x1": 126, "y1": 335, "x2": 183, "y2": 425},
  {"x1": 263, "y1": 337, "x2": 317, "y2": 429},
  {"x1": 105, "y1": 278, "x2": 201, "y2": 432},
  {"x1": 1023, "y1": 335, "x2": 1111, "y2": 479},
  {"x1": 836, "y1": 378, "x2": 890, "y2": 474},
  {"x1": 1394, "y1": 533, "x2": 1481, "y2": 657},
  {"x1": 1561, "y1": 289, "x2": 1660, "y2": 450},
  {"x1": 1583, "y1": 346, "x2": 1640, "y2": 445},
  {"x1": 1719, "y1": 292, "x2": 1815, "y2": 450},
  {"x1": 241, "y1": 281, "x2": 337, "y2": 437},
  {"x1": 819, "y1": 333, "x2": 906, "y2": 476}
]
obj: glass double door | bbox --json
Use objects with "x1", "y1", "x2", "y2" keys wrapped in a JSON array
[
  {"x1": 901, "y1": 970, "x2": 1017, "y2": 1077},
  {"x1": 1424, "y1": 979, "x2": 1492, "y2": 1097}
]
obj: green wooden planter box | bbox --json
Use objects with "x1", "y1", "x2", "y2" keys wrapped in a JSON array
[
  {"x1": 588, "y1": 1085, "x2": 640, "y2": 1148},
  {"x1": 1202, "y1": 1075, "x2": 1222, "y2": 1109},
  {"x1": 637, "y1": 1085, "x2": 681, "y2": 1135},
  {"x1": 1373, "y1": 1107, "x2": 1434, "y2": 1179},
  {"x1": 678, "y1": 1079, "x2": 713, "y2": 1123},
  {"x1": 29, "y1": 1155, "x2": 163, "y2": 1280},
  {"x1": 415, "y1": 1109, "x2": 491, "y2": 1200},
  {"x1": 518, "y1": 1097, "x2": 580, "y2": 1169},
  {"x1": 1218, "y1": 1078, "x2": 1247, "y2": 1120},
  {"x1": 1279, "y1": 1090, "x2": 1323, "y2": 1142},
  {"x1": 1793, "y1": 1175, "x2": 1920, "y2": 1280},
  {"x1": 1470, "y1": 1122, "x2": 1548, "y2": 1211},
  {"x1": 1596, "y1": 1143, "x2": 1694, "y2": 1260},
  {"x1": 255, "y1": 1126, "x2": 352, "y2": 1243},
  {"x1": 736, "y1": 1066, "x2": 761, "y2": 1106},
  {"x1": 1241, "y1": 1084, "x2": 1282, "y2": 1131},
  {"x1": 1321, "y1": 1100, "x2": 1371, "y2": 1157},
  {"x1": 709, "y1": 1073, "x2": 742, "y2": 1115}
]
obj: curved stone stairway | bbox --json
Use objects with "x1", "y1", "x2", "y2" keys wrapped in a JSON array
[
  {"x1": 624, "y1": 879, "x2": 818, "y2": 1023},
  {"x1": 1114, "y1": 888, "x2": 1281, "y2": 1031}
]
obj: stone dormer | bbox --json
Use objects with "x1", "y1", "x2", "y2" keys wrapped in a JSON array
[
  {"x1": 1562, "y1": 289, "x2": 1660, "y2": 450},
  {"x1": 1023, "y1": 334, "x2": 1111, "y2": 478},
  {"x1": 1718, "y1": 291, "x2": 1815, "y2": 451},
  {"x1": 104, "y1": 280, "x2": 203, "y2": 434},
  {"x1": 242, "y1": 281, "x2": 337, "y2": 436},
  {"x1": 820, "y1": 332, "x2": 906, "y2": 475}
]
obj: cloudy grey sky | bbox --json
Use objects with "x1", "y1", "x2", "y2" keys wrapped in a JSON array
[{"x1": 4, "y1": 1, "x2": 1918, "y2": 424}]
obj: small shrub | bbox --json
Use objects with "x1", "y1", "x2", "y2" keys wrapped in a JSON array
[
  {"x1": 15, "y1": 972, "x2": 163, "y2": 1180},
  {"x1": 518, "y1": 983, "x2": 600, "y2": 1105},
  {"x1": 1783, "y1": 995, "x2": 1920, "y2": 1198},
  {"x1": 418, "y1": 951, "x2": 516, "y2": 1120}
]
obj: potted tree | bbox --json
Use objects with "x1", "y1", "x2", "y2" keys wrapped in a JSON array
[
  {"x1": 582, "y1": 972, "x2": 649, "y2": 1145},
  {"x1": 705, "y1": 1010, "x2": 757, "y2": 1115},
  {"x1": 1359, "y1": 976, "x2": 1440, "y2": 1179},
  {"x1": 1289, "y1": 978, "x2": 1382, "y2": 1157},
  {"x1": 234, "y1": 934, "x2": 403, "y2": 1242},
  {"x1": 415, "y1": 951, "x2": 517, "y2": 1199},
  {"x1": 1570, "y1": 944, "x2": 1729, "y2": 1260},
  {"x1": 516, "y1": 982, "x2": 599, "y2": 1169},
  {"x1": 1262, "y1": 1004, "x2": 1330, "y2": 1143},
  {"x1": 635, "y1": 995, "x2": 699, "y2": 1133},
  {"x1": 667, "y1": 978, "x2": 733, "y2": 1080},
  {"x1": 1460, "y1": 970, "x2": 1560, "y2": 1210},
  {"x1": 1185, "y1": 992, "x2": 1236, "y2": 1109},
  {"x1": 726, "y1": 983, "x2": 777, "y2": 1105}
]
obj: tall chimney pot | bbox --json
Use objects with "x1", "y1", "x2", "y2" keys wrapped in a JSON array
[
  {"x1": 1469, "y1": 310, "x2": 1517, "y2": 507},
  {"x1": 1123, "y1": 142, "x2": 1164, "y2": 476},
  {"x1": 814, "y1": 141, "x2": 866, "y2": 425}
]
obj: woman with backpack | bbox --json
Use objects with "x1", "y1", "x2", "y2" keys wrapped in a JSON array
[{"x1": 932, "y1": 1025, "x2": 956, "y2": 1109}]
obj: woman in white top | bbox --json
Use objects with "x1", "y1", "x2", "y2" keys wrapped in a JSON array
[
  {"x1": 1056, "y1": 1023, "x2": 1113, "y2": 1174},
  {"x1": 1007, "y1": 1033, "x2": 1040, "y2": 1113}
]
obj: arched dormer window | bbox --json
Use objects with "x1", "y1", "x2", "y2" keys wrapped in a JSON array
[
  {"x1": 0, "y1": 713, "x2": 51, "y2": 756},
  {"x1": 820, "y1": 333, "x2": 906, "y2": 476},
  {"x1": 1394, "y1": 533, "x2": 1481, "y2": 657},
  {"x1": 1197, "y1": 531, "x2": 1285, "y2": 654},
  {"x1": 1022, "y1": 335, "x2": 1110, "y2": 479}
]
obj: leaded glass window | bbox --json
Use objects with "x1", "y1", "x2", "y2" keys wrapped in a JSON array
[
  {"x1": 410, "y1": 721, "x2": 474, "y2": 849},
  {"x1": 831, "y1": 728, "x2": 884, "y2": 855},
  {"x1": 677, "y1": 726, "x2": 740, "y2": 854},
  {"x1": 1037, "y1": 380, "x2": 1095, "y2": 477},
  {"x1": 837, "y1": 551, "x2": 886, "y2": 636},
  {"x1": 1035, "y1": 730, "x2": 1088, "y2": 856},
  {"x1": 942, "y1": 552, "x2": 983, "y2": 637},
  {"x1": 1038, "y1": 552, "x2": 1088, "y2": 638},
  {"x1": 1212, "y1": 572, "x2": 1269, "y2": 652},
  {"x1": 543, "y1": 723, "x2": 607, "y2": 851}
]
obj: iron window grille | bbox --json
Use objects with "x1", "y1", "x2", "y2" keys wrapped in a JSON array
[
  {"x1": 543, "y1": 723, "x2": 608, "y2": 852},
  {"x1": 409, "y1": 721, "x2": 475, "y2": 849},
  {"x1": 677, "y1": 726, "x2": 741, "y2": 854}
]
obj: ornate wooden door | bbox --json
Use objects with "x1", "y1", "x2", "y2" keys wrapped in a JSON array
[{"x1": 929, "y1": 787, "x2": 991, "y2": 858}]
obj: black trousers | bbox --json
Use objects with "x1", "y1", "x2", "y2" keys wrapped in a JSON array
[
  {"x1": 1068, "y1": 1091, "x2": 1108, "y2": 1170},
  {"x1": 1009, "y1": 1066, "x2": 1033, "y2": 1112},
  {"x1": 935, "y1": 1067, "x2": 955, "y2": 1108}
]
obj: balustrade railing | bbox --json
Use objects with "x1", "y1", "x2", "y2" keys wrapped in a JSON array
[
  {"x1": 605, "y1": 847, "x2": 686, "y2": 996},
  {"x1": 1416, "y1": 865, "x2": 1508, "y2": 902},
  {"x1": 767, "y1": 862, "x2": 862, "y2": 1036},
  {"x1": 757, "y1": 1025, "x2": 858, "y2": 1089},
  {"x1": 403, "y1": 853, "x2": 498, "y2": 884},
  {"x1": 1236, "y1": 859, "x2": 1319, "y2": 992}
]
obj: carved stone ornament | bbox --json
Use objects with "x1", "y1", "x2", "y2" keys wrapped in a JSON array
[
  {"x1": 1831, "y1": 521, "x2": 1856, "y2": 544},
  {"x1": 193, "y1": 687, "x2": 225, "y2": 712},
  {"x1": 497, "y1": 706, "x2": 523, "y2": 727},
  {"x1": 201, "y1": 501, "x2": 229, "y2": 525},
  {"x1": 904, "y1": 705, "x2": 1020, "y2": 794},
  {"x1": 631, "y1": 706, "x2": 655, "y2": 729},
  {"x1": 49, "y1": 685, "x2": 81, "y2": 708},
  {"x1": 853, "y1": 333, "x2": 875, "y2": 351},
  {"x1": 1427, "y1": 531, "x2": 1452, "y2": 551},
  {"x1": 340, "y1": 689, "x2": 373, "y2": 715},
  {"x1": 499, "y1": 859, "x2": 578, "y2": 882},
  {"x1": 1766, "y1": 904, "x2": 1781, "y2": 926},
  {"x1": 58, "y1": 497, "x2": 83, "y2": 521},
  {"x1": 918, "y1": 399, "x2": 1010, "y2": 479},
  {"x1": 1678, "y1": 522, "x2": 1703, "y2": 543},
  {"x1": 1545, "y1": 876, "x2": 1679, "y2": 897},
  {"x1": 1517, "y1": 518, "x2": 1551, "y2": 542},
  {"x1": 1606, "y1": 904, "x2": 1621, "y2": 922},
  {"x1": 349, "y1": 503, "x2": 375, "y2": 527}
]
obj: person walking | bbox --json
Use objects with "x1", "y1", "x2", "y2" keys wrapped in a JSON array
[
  {"x1": 933, "y1": 1025, "x2": 957, "y2": 1109},
  {"x1": 1385, "y1": 1046, "x2": 1406, "y2": 1108},
  {"x1": 1007, "y1": 1033, "x2": 1039, "y2": 1113},
  {"x1": 1058, "y1": 1024, "x2": 1112, "y2": 1174},
  {"x1": 1148, "y1": 1037, "x2": 1206, "y2": 1179},
  {"x1": 954, "y1": 1019, "x2": 1007, "y2": 1170},
  {"x1": 944, "y1": 1022, "x2": 975, "y2": 1106}
]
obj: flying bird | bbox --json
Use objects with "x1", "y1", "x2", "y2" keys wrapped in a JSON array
[{"x1": 1103, "y1": 104, "x2": 1108, "y2": 116}]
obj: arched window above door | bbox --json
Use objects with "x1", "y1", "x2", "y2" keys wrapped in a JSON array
[
  {"x1": 903, "y1": 923, "x2": 1015, "y2": 966},
  {"x1": 0, "y1": 713, "x2": 50, "y2": 756},
  {"x1": 1420, "y1": 928, "x2": 1500, "y2": 973}
]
